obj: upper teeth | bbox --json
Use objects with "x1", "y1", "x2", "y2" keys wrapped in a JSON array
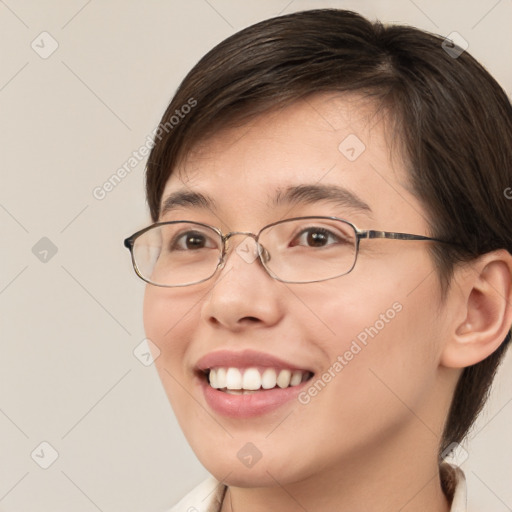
[{"x1": 208, "y1": 367, "x2": 308, "y2": 391}]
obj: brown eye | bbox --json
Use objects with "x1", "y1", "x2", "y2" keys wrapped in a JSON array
[
  {"x1": 172, "y1": 231, "x2": 215, "y2": 250},
  {"x1": 306, "y1": 230, "x2": 328, "y2": 247},
  {"x1": 292, "y1": 228, "x2": 342, "y2": 248}
]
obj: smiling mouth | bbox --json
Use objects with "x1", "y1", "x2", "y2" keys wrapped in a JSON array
[{"x1": 202, "y1": 367, "x2": 314, "y2": 395}]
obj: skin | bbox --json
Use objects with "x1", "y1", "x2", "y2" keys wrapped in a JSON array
[{"x1": 143, "y1": 94, "x2": 512, "y2": 512}]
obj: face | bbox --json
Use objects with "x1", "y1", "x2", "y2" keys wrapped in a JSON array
[{"x1": 143, "y1": 94, "x2": 454, "y2": 488}]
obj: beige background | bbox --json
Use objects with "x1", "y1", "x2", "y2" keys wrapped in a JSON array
[{"x1": 0, "y1": 0, "x2": 511, "y2": 510}]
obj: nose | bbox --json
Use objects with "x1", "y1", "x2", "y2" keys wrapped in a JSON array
[{"x1": 200, "y1": 234, "x2": 284, "y2": 331}]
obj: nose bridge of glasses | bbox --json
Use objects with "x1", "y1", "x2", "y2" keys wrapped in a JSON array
[
  {"x1": 221, "y1": 231, "x2": 269, "y2": 265},
  {"x1": 223, "y1": 231, "x2": 257, "y2": 242}
]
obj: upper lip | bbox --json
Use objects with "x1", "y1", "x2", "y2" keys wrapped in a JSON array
[{"x1": 195, "y1": 349, "x2": 314, "y2": 373}]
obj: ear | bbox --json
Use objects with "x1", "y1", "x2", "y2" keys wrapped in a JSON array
[{"x1": 440, "y1": 250, "x2": 512, "y2": 368}]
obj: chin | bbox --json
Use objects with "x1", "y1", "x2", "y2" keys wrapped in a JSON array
[
  {"x1": 189, "y1": 436, "x2": 314, "y2": 488},
  {"x1": 202, "y1": 457, "x2": 292, "y2": 488}
]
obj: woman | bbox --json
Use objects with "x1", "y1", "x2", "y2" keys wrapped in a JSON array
[{"x1": 124, "y1": 9, "x2": 512, "y2": 511}]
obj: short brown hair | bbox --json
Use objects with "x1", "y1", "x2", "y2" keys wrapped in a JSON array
[{"x1": 145, "y1": 9, "x2": 512, "y2": 454}]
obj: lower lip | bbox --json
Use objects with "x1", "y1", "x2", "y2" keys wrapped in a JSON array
[{"x1": 199, "y1": 375, "x2": 310, "y2": 418}]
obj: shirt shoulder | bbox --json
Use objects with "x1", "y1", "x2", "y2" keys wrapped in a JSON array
[{"x1": 166, "y1": 476, "x2": 227, "y2": 512}]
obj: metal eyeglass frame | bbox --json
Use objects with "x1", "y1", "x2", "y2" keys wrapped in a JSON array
[{"x1": 124, "y1": 215, "x2": 455, "y2": 287}]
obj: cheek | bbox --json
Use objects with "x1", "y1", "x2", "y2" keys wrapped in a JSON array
[
  {"x1": 142, "y1": 285, "x2": 202, "y2": 382},
  {"x1": 143, "y1": 286, "x2": 203, "y2": 426},
  {"x1": 144, "y1": 285, "x2": 196, "y2": 347},
  {"x1": 315, "y1": 251, "x2": 442, "y2": 366},
  {"x1": 291, "y1": 268, "x2": 441, "y2": 429}
]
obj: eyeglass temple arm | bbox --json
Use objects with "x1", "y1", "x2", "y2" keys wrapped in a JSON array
[{"x1": 359, "y1": 230, "x2": 450, "y2": 244}]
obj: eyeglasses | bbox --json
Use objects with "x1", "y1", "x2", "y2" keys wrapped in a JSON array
[{"x1": 124, "y1": 216, "x2": 452, "y2": 287}]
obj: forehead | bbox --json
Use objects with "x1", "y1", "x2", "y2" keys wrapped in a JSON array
[
  {"x1": 179, "y1": 94, "x2": 395, "y2": 175},
  {"x1": 161, "y1": 94, "x2": 426, "y2": 228}
]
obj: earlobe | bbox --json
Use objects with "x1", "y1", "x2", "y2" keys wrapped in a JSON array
[{"x1": 440, "y1": 252, "x2": 512, "y2": 369}]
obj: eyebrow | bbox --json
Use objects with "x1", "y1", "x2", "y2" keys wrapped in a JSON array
[
  {"x1": 272, "y1": 184, "x2": 372, "y2": 215},
  {"x1": 160, "y1": 184, "x2": 372, "y2": 217},
  {"x1": 160, "y1": 190, "x2": 216, "y2": 216}
]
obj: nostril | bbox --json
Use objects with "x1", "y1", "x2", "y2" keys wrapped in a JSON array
[
  {"x1": 208, "y1": 317, "x2": 221, "y2": 326},
  {"x1": 241, "y1": 316, "x2": 261, "y2": 324}
]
